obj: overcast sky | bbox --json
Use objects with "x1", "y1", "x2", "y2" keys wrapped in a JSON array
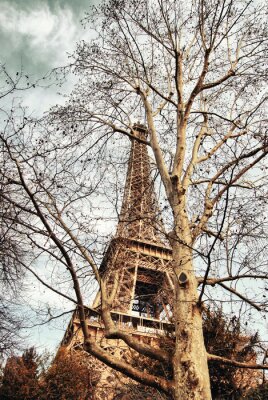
[
  {"x1": 0, "y1": 0, "x2": 100, "y2": 354},
  {"x1": 0, "y1": 0, "x2": 100, "y2": 113}
]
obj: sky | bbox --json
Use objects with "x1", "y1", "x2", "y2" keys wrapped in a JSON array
[
  {"x1": 1, "y1": 0, "x2": 267, "y2": 358},
  {"x1": 0, "y1": 0, "x2": 100, "y2": 113},
  {"x1": 0, "y1": 0, "x2": 101, "y2": 354}
]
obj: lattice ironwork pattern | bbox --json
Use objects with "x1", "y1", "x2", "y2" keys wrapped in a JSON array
[
  {"x1": 116, "y1": 124, "x2": 169, "y2": 248},
  {"x1": 99, "y1": 238, "x2": 173, "y2": 316},
  {"x1": 95, "y1": 125, "x2": 174, "y2": 317},
  {"x1": 62, "y1": 125, "x2": 175, "y2": 399}
]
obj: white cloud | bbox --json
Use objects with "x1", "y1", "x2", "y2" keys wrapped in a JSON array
[
  {"x1": 0, "y1": 2, "x2": 80, "y2": 66},
  {"x1": 2, "y1": 6, "x2": 55, "y2": 38},
  {"x1": 0, "y1": 1, "x2": 91, "y2": 115}
]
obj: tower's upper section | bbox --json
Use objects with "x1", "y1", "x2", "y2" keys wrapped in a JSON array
[{"x1": 115, "y1": 124, "x2": 168, "y2": 247}]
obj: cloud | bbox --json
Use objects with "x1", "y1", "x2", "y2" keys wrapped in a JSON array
[
  {"x1": 0, "y1": 0, "x2": 98, "y2": 115},
  {"x1": 0, "y1": 2, "x2": 79, "y2": 67}
]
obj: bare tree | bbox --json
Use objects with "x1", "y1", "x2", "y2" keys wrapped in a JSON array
[
  {"x1": 0, "y1": 0, "x2": 267, "y2": 399},
  {"x1": 0, "y1": 64, "x2": 40, "y2": 357}
]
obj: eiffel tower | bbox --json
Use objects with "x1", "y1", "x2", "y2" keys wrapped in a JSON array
[{"x1": 62, "y1": 124, "x2": 174, "y2": 399}]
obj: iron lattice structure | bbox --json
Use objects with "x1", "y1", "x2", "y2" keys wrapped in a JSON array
[
  {"x1": 116, "y1": 125, "x2": 168, "y2": 246},
  {"x1": 62, "y1": 124, "x2": 174, "y2": 399},
  {"x1": 93, "y1": 124, "x2": 173, "y2": 319}
]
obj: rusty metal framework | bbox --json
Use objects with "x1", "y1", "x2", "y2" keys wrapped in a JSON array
[
  {"x1": 94, "y1": 124, "x2": 173, "y2": 319},
  {"x1": 116, "y1": 125, "x2": 168, "y2": 247},
  {"x1": 61, "y1": 124, "x2": 174, "y2": 399}
]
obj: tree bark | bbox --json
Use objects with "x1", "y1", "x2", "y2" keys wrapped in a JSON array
[{"x1": 171, "y1": 206, "x2": 211, "y2": 400}]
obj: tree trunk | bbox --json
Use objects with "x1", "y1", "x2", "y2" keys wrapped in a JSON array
[{"x1": 171, "y1": 219, "x2": 211, "y2": 399}]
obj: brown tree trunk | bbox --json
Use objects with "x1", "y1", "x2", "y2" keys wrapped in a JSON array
[{"x1": 171, "y1": 212, "x2": 211, "y2": 399}]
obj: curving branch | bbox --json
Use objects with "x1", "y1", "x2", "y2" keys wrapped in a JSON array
[
  {"x1": 218, "y1": 282, "x2": 263, "y2": 311},
  {"x1": 85, "y1": 339, "x2": 173, "y2": 394},
  {"x1": 198, "y1": 274, "x2": 268, "y2": 285},
  {"x1": 207, "y1": 353, "x2": 268, "y2": 370}
]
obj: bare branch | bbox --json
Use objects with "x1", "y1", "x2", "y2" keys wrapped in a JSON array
[{"x1": 207, "y1": 353, "x2": 268, "y2": 370}]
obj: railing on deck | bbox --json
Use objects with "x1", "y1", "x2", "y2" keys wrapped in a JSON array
[{"x1": 72, "y1": 308, "x2": 174, "y2": 336}]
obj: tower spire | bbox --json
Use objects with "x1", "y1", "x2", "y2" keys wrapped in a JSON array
[{"x1": 116, "y1": 124, "x2": 168, "y2": 247}]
